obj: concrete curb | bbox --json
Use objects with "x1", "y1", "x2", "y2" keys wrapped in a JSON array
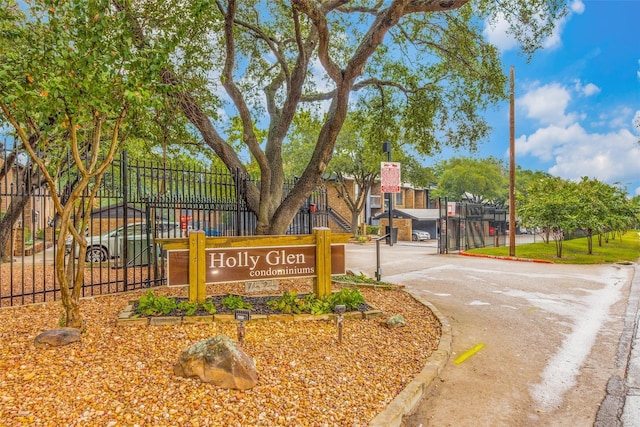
[
  {"x1": 622, "y1": 263, "x2": 640, "y2": 426},
  {"x1": 459, "y1": 250, "x2": 554, "y2": 264},
  {"x1": 369, "y1": 294, "x2": 452, "y2": 427}
]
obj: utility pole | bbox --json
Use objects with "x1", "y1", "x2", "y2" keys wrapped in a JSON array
[{"x1": 509, "y1": 66, "x2": 516, "y2": 256}]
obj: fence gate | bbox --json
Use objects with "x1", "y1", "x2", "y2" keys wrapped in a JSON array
[{"x1": 438, "y1": 198, "x2": 507, "y2": 253}]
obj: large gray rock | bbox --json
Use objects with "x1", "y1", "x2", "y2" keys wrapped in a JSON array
[
  {"x1": 34, "y1": 328, "x2": 81, "y2": 348},
  {"x1": 174, "y1": 334, "x2": 258, "y2": 390}
]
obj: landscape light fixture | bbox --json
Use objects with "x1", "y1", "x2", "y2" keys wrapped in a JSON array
[
  {"x1": 235, "y1": 309, "x2": 251, "y2": 345},
  {"x1": 335, "y1": 305, "x2": 346, "y2": 344}
]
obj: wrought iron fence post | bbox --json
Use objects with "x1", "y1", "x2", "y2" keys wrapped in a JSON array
[
  {"x1": 122, "y1": 151, "x2": 129, "y2": 290},
  {"x1": 235, "y1": 167, "x2": 242, "y2": 236}
]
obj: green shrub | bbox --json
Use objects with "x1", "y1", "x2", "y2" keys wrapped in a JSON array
[
  {"x1": 202, "y1": 300, "x2": 217, "y2": 314},
  {"x1": 221, "y1": 294, "x2": 253, "y2": 310},
  {"x1": 329, "y1": 288, "x2": 365, "y2": 311},
  {"x1": 366, "y1": 225, "x2": 380, "y2": 235},
  {"x1": 177, "y1": 300, "x2": 199, "y2": 316},
  {"x1": 267, "y1": 290, "x2": 364, "y2": 315},
  {"x1": 24, "y1": 227, "x2": 32, "y2": 244},
  {"x1": 303, "y1": 294, "x2": 333, "y2": 315},
  {"x1": 136, "y1": 290, "x2": 177, "y2": 316},
  {"x1": 266, "y1": 291, "x2": 306, "y2": 314}
]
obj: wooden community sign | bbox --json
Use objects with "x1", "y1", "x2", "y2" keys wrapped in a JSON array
[
  {"x1": 166, "y1": 244, "x2": 345, "y2": 286},
  {"x1": 157, "y1": 228, "x2": 350, "y2": 301}
]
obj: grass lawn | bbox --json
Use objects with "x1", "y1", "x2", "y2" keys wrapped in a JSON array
[{"x1": 465, "y1": 231, "x2": 640, "y2": 264}]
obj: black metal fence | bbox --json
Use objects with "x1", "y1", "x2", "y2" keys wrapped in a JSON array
[
  {"x1": 0, "y1": 149, "x2": 327, "y2": 307},
  {"x1": 439, "y1": 199, "x2": 508, "y2": 253}
]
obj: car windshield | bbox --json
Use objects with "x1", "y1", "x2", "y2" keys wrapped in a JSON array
[{"x1": 126, "y1": 224, "x2": 146, "y2": 236}]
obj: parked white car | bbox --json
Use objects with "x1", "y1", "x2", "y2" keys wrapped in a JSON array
[
  {"x1": 411, "y1": 229, "x2": 431, "y2": 241},
  {"x1": 66, "y1": 221, "x2": 180, "y2": 262}
]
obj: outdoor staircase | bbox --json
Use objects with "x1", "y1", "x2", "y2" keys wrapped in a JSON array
[{"x1": 328, "y1": 208, "x2": 352, "y2": 233}]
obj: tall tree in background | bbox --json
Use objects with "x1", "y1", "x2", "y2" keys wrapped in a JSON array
[
  {"x1": 0, "y1": 0, "x2": 165, "y2": 327},
  {"x1": 434, "y1": 156, "x2": 508, "y2": 204},
  {"x1": 517, "y1": 176, "x2": 579, "y2": 257},
  {"x1": 118, "y1": 0, "x2": 567, "y2": 234}
]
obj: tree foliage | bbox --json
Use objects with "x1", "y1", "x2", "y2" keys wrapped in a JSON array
[
  {"x1": 517, "y1": 177, "x2": 578, "y2": 257},
  {"x1": 433, "y1": 156, "x2": 508, "y2": 204},
  {"x1": 517, "y1": 176, "x2": 637, "y2": 258},
  {"x1": 0, "y1": 0, "x2": 166, "y2": 327},
  {"x1": 116, "y1": 0, "x2": 567, "y2": 234}
]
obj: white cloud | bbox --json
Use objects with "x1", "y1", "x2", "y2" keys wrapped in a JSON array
[
  {"x1": 571, "y1": 0, "x2": 585, "y2": 14},
  {"x1": 582, "y1": 83, "x2": 600, "y2": 96},
  {"x1": 516, "y1": 108, "x2": 640, "y2": 194},
  {"x1": 547, "y1": 128, "x2": 640, "y2": 186},
  {"x1": 573, "y1": 80, "x2": 600, "y2": 97},
  {"x1": 517, "y1": 124, "x2": 640, "y2": 189},
  {"x1": 483, "y1": 12, "x2": 518, "y2": 52},
  {"x1": 516, "y1": 123, "x2": 584, "y2": 161},
  {"x1": 518, "y1": 83, "x2": 576, "y2": 126},
  {"x1": 605, "y1": 107, "x2": 634, "y2": 130},
  {"x1": 484, "y1": 0, "x2": 585, "y2": 53}
]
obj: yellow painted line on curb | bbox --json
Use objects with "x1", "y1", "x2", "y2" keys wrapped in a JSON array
[
  {"x1": 454, "y1": 343, "x2": 485, "y2": 365},
  {"x1": 527, "y1": 306, "x2": 539, "y2": 313}
]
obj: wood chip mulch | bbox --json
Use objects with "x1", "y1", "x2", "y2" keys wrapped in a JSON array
[{"x1": 0, "y1": 280, "x2": 441, "y2": 426}]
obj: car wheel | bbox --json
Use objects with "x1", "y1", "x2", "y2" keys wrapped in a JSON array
[
  {"x1": 412, "y1": 234, "x2": 418, "y2": 241},
  {"x1": 86, "y1": 247, "x2": 107, "y2": 263}
]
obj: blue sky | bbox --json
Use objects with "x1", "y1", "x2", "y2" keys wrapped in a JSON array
[{"x1": 442, "y1": 0, "x2": 640, "y2": 196}]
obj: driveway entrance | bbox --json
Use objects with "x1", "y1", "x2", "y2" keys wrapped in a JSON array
[{"x1": 345, "y1": 243, "x2": 635, "y2": 426}]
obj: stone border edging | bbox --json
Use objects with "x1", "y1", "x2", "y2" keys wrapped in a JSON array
[
  {"x1": 459, "y1": 250, "x2": 554, "y2": 264},
  {"x1": 369, "y1": 293, "x2": 452, "y2": 427}
]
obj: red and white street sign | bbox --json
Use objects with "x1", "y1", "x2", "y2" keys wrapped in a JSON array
[{"x1": 381, "y1": 162, "x2": 401, "y2": 193}]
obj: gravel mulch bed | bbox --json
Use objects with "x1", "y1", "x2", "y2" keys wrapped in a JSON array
[{"x1": 0, "y1": 280, "x2": 441, "y2": 426}]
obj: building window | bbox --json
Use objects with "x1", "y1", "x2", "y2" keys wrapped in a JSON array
[
  {"x1": 369, "y1": 195, "x2": 381, "y2": 208},
  {"x1": 395, "y1": 191, "x2": 403, "y2": 206}
]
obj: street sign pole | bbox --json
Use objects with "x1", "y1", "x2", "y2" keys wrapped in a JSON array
[{"x1": 382, "y1": 143, "x2": 394, "y2": 246}]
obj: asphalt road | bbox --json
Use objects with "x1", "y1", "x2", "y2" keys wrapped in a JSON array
[{"x1": 345, "y1": 242, "x2": 639, "y2": 427}]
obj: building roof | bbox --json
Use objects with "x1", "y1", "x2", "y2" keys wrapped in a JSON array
[
  {"x1": 374, "y1": 208, "x2": 440, "y2": 220},
  {"x1": 396, "y1": 209, "x2": 440, "y2": 220}
]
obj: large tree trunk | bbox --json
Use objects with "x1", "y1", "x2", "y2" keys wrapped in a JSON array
[{"x1": 351, "y1": 211, "x2": 361, "y2": 236}]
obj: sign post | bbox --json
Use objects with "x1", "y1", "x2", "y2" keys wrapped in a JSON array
[{"x1": 314, "y1": 227, "x2": 331, "y2": 298}]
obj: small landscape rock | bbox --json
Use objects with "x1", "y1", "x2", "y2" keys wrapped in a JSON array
[
  {"x1": 34, "y1": 328, "x2": 81, "y2": 348},
  {"x1": 385, "y1": 314, "x2": 406, "y2": 329},
  {"x1": 174, "y1": 334, "x2": 258, "y2": 390}
]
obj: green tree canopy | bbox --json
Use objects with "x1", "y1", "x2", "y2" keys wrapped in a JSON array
[
  {"x1": 0, "y1": 0, "x2": 167, "y2": 327},
  {"x1": 117, "y1": 0, "x2": 567, "y2": 234},
  {"x1": 433, "y1": 156, "x2": 508, "y2": 204}
]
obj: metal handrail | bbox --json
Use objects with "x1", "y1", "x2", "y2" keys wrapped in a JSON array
[{"x1": 375, "y1": 233, "x2": 390, "y2": 281}]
